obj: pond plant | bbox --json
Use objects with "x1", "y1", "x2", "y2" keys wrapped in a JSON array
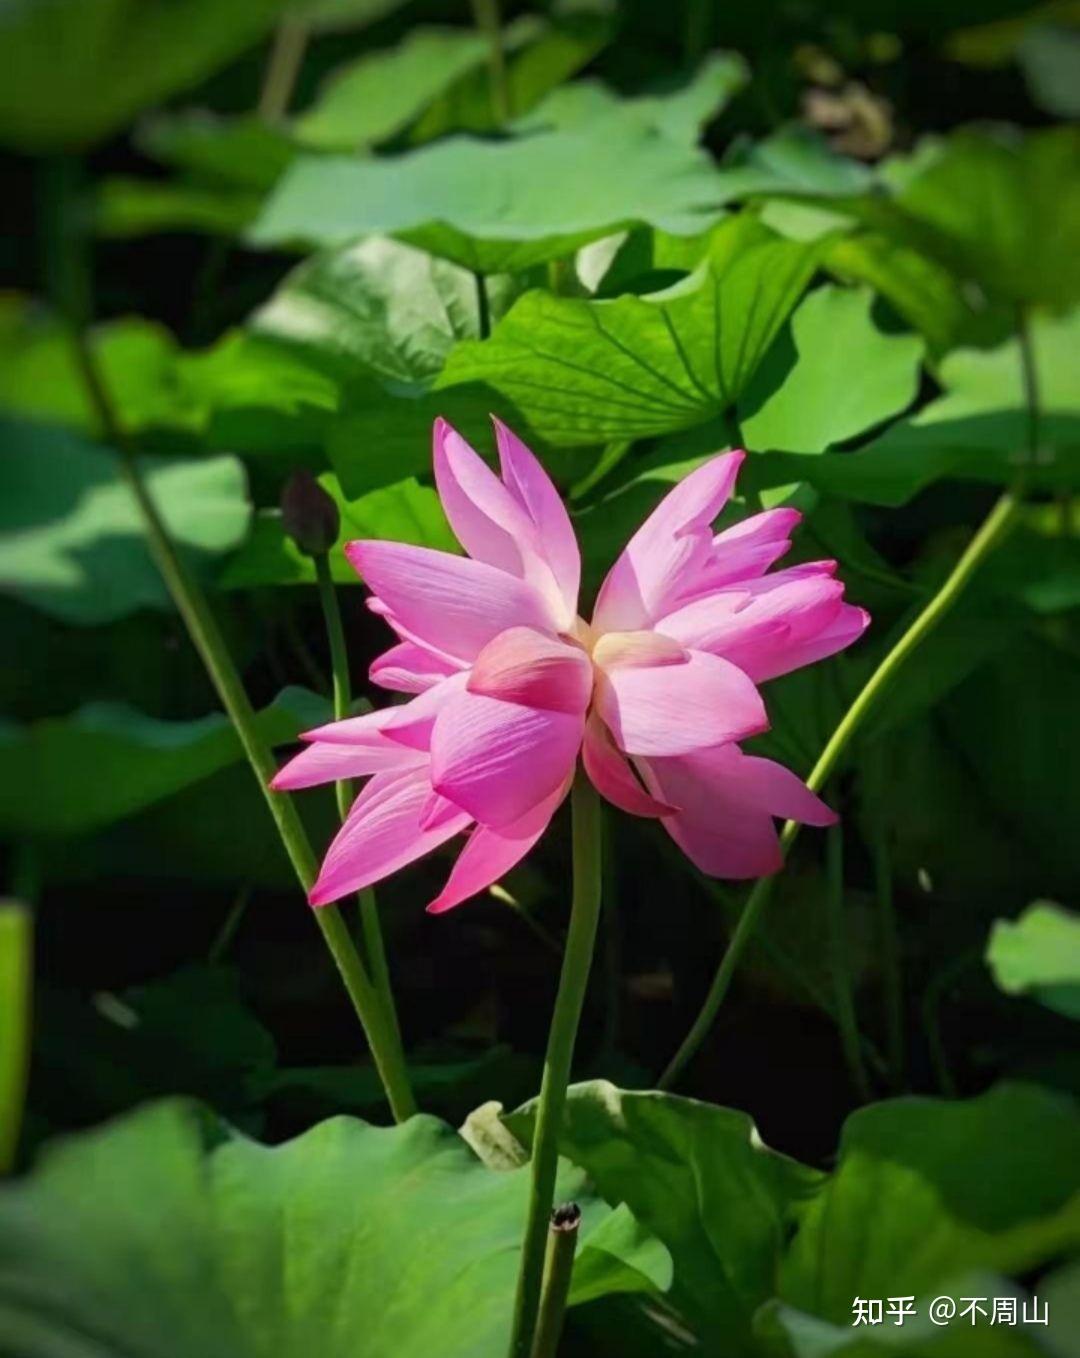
[{"x1": 1, "y1": 2, "x2": 1079, "y2": 1356}]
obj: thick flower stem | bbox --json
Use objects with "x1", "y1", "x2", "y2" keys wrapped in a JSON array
[
  {"x1": 70, "y1": 326, "x2": 416, "y2": 1123},
  {"x1": 508, "y1": 776, "x2": 603, "y2": 1358},
  {"x1": 658, "y1": 481, "x2": 1024, "y2": 1089},
  {"x1": 313, "y1": 552, "x2": 407, "y2": 1072},
  {"x1": 530, "y1": 1204, "x2": 582, "y2": 1358},
  {"x1": 659, "y1": 309, "x2": 1042, "y2": 1092}
]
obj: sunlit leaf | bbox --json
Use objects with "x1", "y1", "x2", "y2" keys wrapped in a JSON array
[
  {"x1": 409, "y1": 10, "x2": 614, "y2": 142},
  {"x1": 438, "y1": 217, "x2": 825, "y2": 444},
  {"x1": 0, "y1": 419, "x2": 252, "y2": 624},
  {"x1": 714, "y1": 124, "x2": 873, "y2": 202},
  {"x1": 515, "y1": 51, "x2": 747, "y2": 142},
  {"x1": 249, "y1": 121, "x2": 729, "y2": 273},
  {"x1": 250, "y1": 237, "x2": 514, "y2": 387},
  {"x1": 987, "y1": 901, "x2": 1080, "y2": 1020},
  {"x1": 740, "y1": 285, "x2": 923, "y2": 452},
  {"x1": 0, "y1": 301, "x2": 338, "y2": 439},
  {"x1": 293, "y1": 27, "x2": 491, "y2": 150},
  {"x1": 507, "y1": 1081, "x2": 824, "y2": 1349},
  {"x1": 0, "y1": 1099, "x2": 670, "y2": 1355}
]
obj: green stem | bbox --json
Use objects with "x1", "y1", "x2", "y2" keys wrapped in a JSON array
[
  {"x1": 825, "y1": 820, "x2": 871, "y2": 1101},
  {"x1": 570, "y1": 440, "x2": 632, "y2": 501},
  {"x1": 659, "y1": 309, "x2": 1041, "y2": 1092},
  {"x1": 865, "y1": 751, "x2": 904, "y2": 1084},
  {"x1": 530, "y1": 1205, "x2": 581, "y2": 1358},
  {"x1": 508, "y1": 776, "x2": 603, "y2": 1358},
  {"x1": 474, "y1": 271, "x2": 491, "y2": 339},
  {"x1": 922, "y1": 949, "x2": 978, "y2": 1098},
  {"x1": 208, "y1": 883, "x2": 252, "y2": 965},
  {"x1": 69, "y1": 326, "x2": 415, "y2": 1122},
  {"x1": 314, "y1": 553, "x2": 354, "y2": 822},
  {"x1": 1017, "y1": 304, "x2": 1041, "y2": 460},
  {"x1": 314, "y1": 552, "x2": 406, "y2": 1062},
  {"x1": 600, "y1": 809, "x2": 621, "y2": 1062},
  {"x1": 658, "y1": 484, "x2": 1023, "y2": 1089},
  {"x1": 0, "y1": 901, "x2": 32, "y2": 1174},
  {"x1": 470, "y1": 0, "x2": 510, "y2": 123},
  {"x1": 258, "y1": 18, "x2": 310, "y2": 122}
]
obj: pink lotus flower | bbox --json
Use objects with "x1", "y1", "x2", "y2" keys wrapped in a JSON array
[{"x1": 272, "y1": 419, "x2": 868, "y2": 912}]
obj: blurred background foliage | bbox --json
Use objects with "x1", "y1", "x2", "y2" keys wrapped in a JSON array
[{"x1": 1, "y1": 0, "x2": 1080, "y2": 1354}]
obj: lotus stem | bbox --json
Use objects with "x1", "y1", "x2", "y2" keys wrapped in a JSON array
[
  {"x1": 658, "y1": 308, "x2": 1040, "y2": 1090},
  {"x1": 0, "y1": 901, "x2": 32, "y2": 1174},
  {"x1": 470, "y1": 0, "x2": 510, "y2": 123},
  {"x1": 68, "y1": 324, "x2": 415, "y2": 1123},
  {"x1": 258, "y1": 19, "x2": 310, "y2": 122},
  {"x1": 314, "y1": 551, "x2": 406, "y2": 1066},
  {"x1": 530, "y1": 1204, "x2": 581, "y2": 1358},
  {"x1": 508, "y1": 776, "x2": 603, "y2": 1358}
]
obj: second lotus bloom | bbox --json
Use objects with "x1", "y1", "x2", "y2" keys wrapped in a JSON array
[{"x1": 272, "y1": 418, "x2": 869, "y2": 911}]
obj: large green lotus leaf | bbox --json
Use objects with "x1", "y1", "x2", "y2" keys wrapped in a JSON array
[
  {"x1": 438, "y1": 217, "x2": 825, "y2": 445},
  {"x1": 779, "y1": 1083, "x2": 1080, "y2": 1324},
  {"x1": 0, "y1": 1100, "x2": 670, "y2": 1357},
  {"x1": 0, "y1": 0, "x2": 290, "y2": 151},
  {"x1": 0, "y1": 303, "x2": 187, "y2": 432},
  {"x1": 292, "y1": 27, "x2": 491, "y2": 151},
  {"x1": 0, "y1": 419, "x2": 252, "y2": 624},
  {"x1": 749, "y1": 311, "x2": 1080, "y2": 506},
  {"x1": 507, "y1": 1081, "x2": 825, "y2": 1353},
  {"x1": 221, "y1": 473, "x2": 457, "y2": 588},
  {"x1": 249, "y1": 237, "x2": 515, "y2": 388},
  {"x1": 869, "y1": 127, "x2": 1080, "y2": 308},
  {"x1": 96, "y1": 178, "x2": 263, "y2": 239},
  {"x1": 986, "y1": 901, "x2": 1080, "y2": 1021},
  {"x1": 0, "y1": 302, "x2": 338, "y2": 438},
  {"x1": 825, "y1": 230, "x2": 1011, "y2": 357},
  {"x1": 761, "y1": 1282, "x2": 1054, "y2": 1358},
  {"x1": 248, "y1": 118, "x2": 730, "y2": 273},
  {"x1": 408, "y1": 10, "x2": 614, "y2": 143},
  {"x1": 295, "y1": 15, "x2": 610, "y2": 152},
  {"x1": 95, "y1": 112, "x2": 296, "y2": 238},
  {"x1": 739, "y1": 285, "x2": 922, "y2": 453},
  {"x1": 925, "y1": 308, "x2": 1080, "y2": 420},
  {"x1": 753, "y1": 416, "x2": 1080, "y2": 508},
  {"x1": 1019, "y1": 22, "x2": 1080, "y2": 118},
  {"x1": 714, "y1": 124, "x2": 873, "y2": 203},
  {"x1": 515, "y1": 50, "x2": 747, "y2": 143},
  {"x1": 138, "y1": 112, "x2": 296, "y2": 192},
  {"x1": 0, "y1": 687, "x2": 327, "y2": 837}
]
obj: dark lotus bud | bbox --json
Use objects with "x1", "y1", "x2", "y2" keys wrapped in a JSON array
[{"x1": 280, "y1": 469, "x2": 339, "y2": 556}]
